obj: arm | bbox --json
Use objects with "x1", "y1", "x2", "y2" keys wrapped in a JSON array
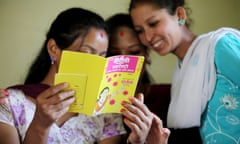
[
  {"x1": 99, "y1": 134, "x2": 125, "y2": 144},
  {"x1": 0, "y1": 122, "x2": 20, "y2": 144}
]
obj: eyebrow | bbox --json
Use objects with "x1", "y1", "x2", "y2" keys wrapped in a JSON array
[
  {"x1": 146, "y1": 15, "x2": 155, "y2": 22},
  {"x1": 82, "y1": 45, "x2": 97, "y2": 53}
]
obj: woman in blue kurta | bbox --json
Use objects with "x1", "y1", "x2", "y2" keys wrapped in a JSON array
[{"x1": 128, "y1": 0, "x2": 240, "y2": 143}]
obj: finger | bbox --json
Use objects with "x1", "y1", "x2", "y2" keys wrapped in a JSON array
[
  {"x1": 54, "y1": 107, "x2": 70, "y2": 120},
  {"x1": 135, "y1": 93, "x2": 144, "y2": 103},
  {"x1": 39, "y1": 83, "x2": 69, "y2": 99},
  {"x1": 161, "y1": 127, "x2": 171, "y2": 144},
  {"x1": 162, "y1": 128, "x2": 171, "y2": 136},
  {"x1": 0, "y1": 98, "x2": 8, "y2": 104},
  {"x1": 123, "y1": 117, "x2": 141, "y2": 134},
  {"x1": 53, "y1": 95, "x2": 75, "y2": 111},
  {"x1": 50, "y1": 90, "x2": 75, "y2": 105},
  {"x1": 121, "y1": 106, "x2": 149, "y2": 131},
  {"x1": 129, "y1": 96, "x2": 152, "y2": 117},
  {"x1": 0, "y1": 89, "x2": 9, "y2": 98},
  {"x1": 35, "y1": 97, "x2": 74, "y2": 123},
  {"x1": 152, "y1": 113, "x2": 163, "y2": 130},
  {"x1": 122, "y1": 100, "x2": 147, "y2": 122}
]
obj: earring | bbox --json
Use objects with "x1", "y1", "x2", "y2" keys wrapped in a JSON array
[
  {"x1": 178, "y1": 19, "x2": 185, "y2": 26},
  {"x1": 50, "y1": 56, "x2": 55, "y2": 64}
]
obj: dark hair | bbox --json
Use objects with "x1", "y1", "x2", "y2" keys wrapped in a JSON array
[
  {"x1": 106, "y1": 13, "x2": 134, "y2": 39},
  {"x1": 129, "y1": 0, "x2": 193, "y2": 28},
  {"x1": 24, "y1": 7, "x2": 108, "y2": 84}
]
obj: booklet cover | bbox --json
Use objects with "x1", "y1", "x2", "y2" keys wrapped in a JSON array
[{"x1": 54, "y1": 50, "x2": 144, "y2": 116}]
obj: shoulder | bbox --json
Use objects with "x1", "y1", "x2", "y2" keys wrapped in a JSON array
[
  {"x1": 215, "y1": 32, "x2": 240, "y2": 59},
  {"x1": 8, "y1": 83, "x2": 50, "y2": 99}
]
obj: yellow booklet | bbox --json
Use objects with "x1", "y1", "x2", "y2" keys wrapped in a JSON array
[{"x1": 54, "y1": 50, "x2": 144, "y2": 116}]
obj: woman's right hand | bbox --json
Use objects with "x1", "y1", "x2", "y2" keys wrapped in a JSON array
[
  {"x1": 0, "y1": 89, "x2": 9, "y2": 104},
  {"x1": 32, "y1": 82, "x2": 75, "y2": 129}
]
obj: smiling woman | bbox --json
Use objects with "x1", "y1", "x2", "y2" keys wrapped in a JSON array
[{"x1": 129, "y1": 0, "x2": 240, "y2": 144}]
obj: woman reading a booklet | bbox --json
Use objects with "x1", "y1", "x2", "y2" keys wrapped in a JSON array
[
  {"x1": 0, "y1": 7, "x2": 169, "y2": 144},
  {"x1": 106, "y1": 13, "x2": 152, "y2": 97}
]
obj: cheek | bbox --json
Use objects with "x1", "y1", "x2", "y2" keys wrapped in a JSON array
[{"x1": 139, "y1": 34, "x2": 149, "y2": 47}]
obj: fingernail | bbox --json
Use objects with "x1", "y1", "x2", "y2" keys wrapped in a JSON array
[
  {"x1": 120, "y1": 109, "x2": 125, "y2": 113},
  {"x1": 129, "y1": 97, "x2": 134, "y2": 101},
  {"x1": 162, "y1": 128, "x2": 168, "y2": 132},
  {"x1": 121, "y1": 101, "x2": 127, "y2": 106},
  {"x1": 4, "y1": 89, "x2": 9, "y2": 97}
]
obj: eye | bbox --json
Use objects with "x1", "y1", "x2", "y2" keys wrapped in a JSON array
[
  {"x1": 79, "y1": 49, "x2": 92, "y2": 54},
  {"x1": 149, "y1": 21, "x2": 159, "y2": 27},
  {"x1": 134, "y1": 28, "x2": 143, "y2": 35},
  {"x1": 129, "y1": 45, "x2": 144, "y2": 55},
  {"x1": 99, "y1": 51, "x2": 107, "y2": 57},
  {"x1": 79, "y1": 46, "x2": 96, "y2": 54},
  {"x1": 130, "y1": 50, "x2": 141, "y2": 55}
]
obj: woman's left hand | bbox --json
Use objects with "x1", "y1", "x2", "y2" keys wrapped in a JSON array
[{"x1": 121, "y1": 93, "x2": 153, "y2": 144}]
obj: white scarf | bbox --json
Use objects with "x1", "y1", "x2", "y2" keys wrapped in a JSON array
[{"x1": 167, "y1": 27, "x2": 240, "y2": 128}]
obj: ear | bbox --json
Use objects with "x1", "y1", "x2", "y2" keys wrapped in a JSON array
[
  {"x1": 47, "y1": 39, "x2": 61, "y2": 62},
  {"x1": 176, "y1": 6, "x2": 187, "y2": 21}
]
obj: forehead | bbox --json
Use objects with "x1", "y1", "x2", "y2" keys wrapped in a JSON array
[
  {"x1": 130, "y1": 3, "x2": 161, "y2": 25},
  {"x1": 82, "y1": 28, "x2": 108, "y2": 48},
  {"x1": 84, "y1": 28, "x2": 108, "y2": 41},
  {"x1": 113, "y1": 26, "x2": 137, "y2": 39}
]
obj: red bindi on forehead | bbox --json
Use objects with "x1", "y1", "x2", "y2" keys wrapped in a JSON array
[{"x1": 119, "y1": 31, "x2": 124, "y2": 37}]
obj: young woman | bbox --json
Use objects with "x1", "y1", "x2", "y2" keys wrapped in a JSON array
[
  {"x1": 106, "y1": 13, "x2": 152, "y2": 96},
  {"x1": 105, "y1": 12, "x2": 171, "y2": 130},
  {"x1": 129, "y1": 0, "x2": 240, "y2": 144}
]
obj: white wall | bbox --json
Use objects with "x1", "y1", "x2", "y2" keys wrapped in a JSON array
[{"x1": 0, "y1": 0, "x2": 240, "y2": 87}]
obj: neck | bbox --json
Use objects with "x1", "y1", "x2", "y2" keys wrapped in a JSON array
[
  {"x1": 173, "y1": 28, "x2": 197, "y2": 60},
  {"x1": 41, "y1": 64, "x2": 57, "y2": 86}
]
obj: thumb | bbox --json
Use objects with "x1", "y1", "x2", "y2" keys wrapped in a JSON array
[
  {"x1": 152, "y1": 113, "x2": 163, "y2": 129},
  {"x1": 162, "y1": 128, "x2": 171, "y2": 143},
  {"x1": 136, "y1": 93, "x2": 144, "y2": 103}
]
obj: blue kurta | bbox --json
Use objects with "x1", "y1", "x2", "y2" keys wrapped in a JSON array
[{"x1": 200, "y1": 33, "x2": 240, "y2": 144}]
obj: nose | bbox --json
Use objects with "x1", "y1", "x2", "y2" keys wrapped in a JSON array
[
  {"x1": 121, "y1": 51, "x2": 127, "y2": 55},
  {"x1": 144, "y1": 28, "x2": 154, "y2": 43}
]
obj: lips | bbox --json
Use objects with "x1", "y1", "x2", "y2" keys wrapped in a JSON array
[{"x1": 152, "y1": 40, "x2": 163, "y2": 50}]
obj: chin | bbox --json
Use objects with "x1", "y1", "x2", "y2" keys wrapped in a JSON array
[{"x1": 155, "y1": 49, "x2": 169, "y2": 56}]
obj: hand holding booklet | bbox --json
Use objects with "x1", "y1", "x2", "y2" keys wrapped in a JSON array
[{"x1": 54, "y1": 50, "x2": 144, "y2": 116}]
